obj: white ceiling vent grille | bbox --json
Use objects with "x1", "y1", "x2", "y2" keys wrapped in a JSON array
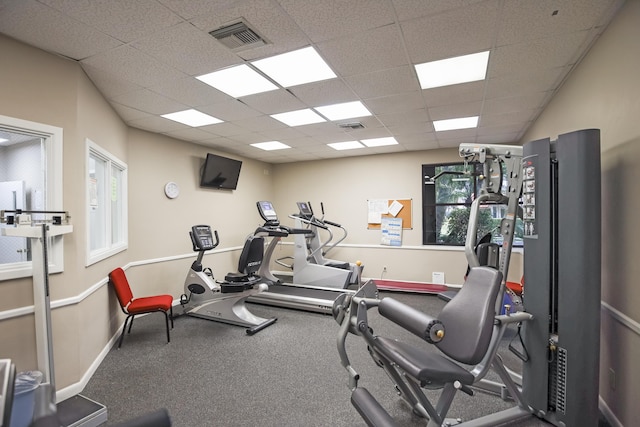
[
  {"x1": 209, "y1": 21, "x2": 268, "y2": 51},
  {"x1": 338, "y1": 122, "x2": 365, "y2": 130}
]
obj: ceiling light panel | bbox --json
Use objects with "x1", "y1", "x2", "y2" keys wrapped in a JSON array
[
  {"x1": 271, "y1": 109, "x2": 327, "y2": 127},
  {"x1": 161, "y1": 109, "x2": 223, "y2": 127},
  {"x1": 251, "y1": 141, "x2": 291, "y2": 151},
  {"x1": 415, "y1": 51, "x2": 490, "y2": 90},
  {"x1": 361, "y1": 136, "x2": 398, "y2": 147},
  {"x1": 328, "y1": 141, "x2": 364, "y2": 150},
  {"x1": 196, "y1": 64, "x2": 278, "y2": 98},
  {"x1": 315, "y1": 101, "x2": 372, "y2": 121},
  {"x1": 252, "y1": 46, "x2": 337, "y2": 88},
  {"x1": 433, "y1": 116, "x2": 479, "y2": 132}
]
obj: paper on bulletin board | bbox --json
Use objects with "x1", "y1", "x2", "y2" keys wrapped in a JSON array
[
  {"x1": 388, "y1": 200, "x2": 403, "y2": 217},
  {"x1": 368, "y1": 199, "x2": 389, "y2": 224},
  {"x1": 381, "y1": 217, "x2": 403, "y2": 246}
]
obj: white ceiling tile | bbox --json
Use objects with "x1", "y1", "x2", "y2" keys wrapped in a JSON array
[
  {"x1": 377, "y1": 110, "x2": 428, "y2": 128},
  {"x1": 392, "y1": 0, "x2": 486, "y2": 22},
  {"x1": 111, "y1": 88, "x2": 188, "y2": 115},
  {"x1": 401, "y1": 0, "x2": 501, "y2": 64},
  {"x1": 110, "y1": 103, "x2": 152, "y2": 122},
  {"x1": 110, "y1": 91, "x2": 184, "y2": 116},
  {"x1": 497, "y1": 0, "x2": 621, "y2": 46},
  {"x1": 128, "y1": 115, "x2": 186, "y2": 133},
  {"x1": 288, "y1": 79, "x2": 356, "y2": 106},
  {"x1": 39, "y1": 0, "x2": 184, "y2": 43},
  {"x1": 0, "y1": 0, "x2": 623, "y2": 163},
  {"x1": 149, "y1": 77, "x2": 231, "y2": 107},
  {"x1": 257, "y1": 127, "x2": 306, "y2": 141},
  {"x1": 345, "y1": 65, "x2": 418, "y2": 99},
  {"x1": 199, "y1": 100, "x2": 263, "y2": 122},
  {"x1": 240, "y1": 89, "x2": 307, "y2": 115},
  {"x1": 482, "y1": 92, "x2": 551, "y2": 116},
  {"x1": 131, "y1": 22, "x2": 242, "y2": 76},
  {"x1": 428, "y1": 101, "x2": 482, "y2": 121},
  {"x1": 82, "y1": 64, "x2": 144, "y2": 99},
  {"x1": 422, "y1": 81, "x2": 485, "y2": 108},
  {"x1": 317, "y1": 24, "x2": 409, "y2": 77},
  {"x1": 278, "y1": 0, "x2": 395, "y2": 43},
  {"x1": 365, "y1": 92, "x2": 425, "y2": 115},
  {"x1": 199, "y1": 121, "x2": 247, "y2": 137},
  {"x1": 0, "y1": 0, "x2": 122, "y2": 60},
  {"x1": 81, "y1": 45, "x2": 188, "y2": 88},
  {"x1": 189, "y1": 0, "x2": 308, "y2": 61},
  {"x1": 157, "y1": 0, "x2": 239, "y2": 20},
  {"x1": 479, "y1": 109, "x2": 539, "y2": 128},
  {"x1": 476, "y1": 132, "x2": 521, "y2": 144},
  {"x1": 484, "y1": 67, "x2": 568, "y2": 99},
  {"x1": 489, "y1": 31, "x2": 590, "y2": 77},
  {"x1": 163, "y1": 127, "x2": 219, "y2": 142}
]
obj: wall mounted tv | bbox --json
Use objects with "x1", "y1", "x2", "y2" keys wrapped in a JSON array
[{"x1": 199, "y1": 153, "x2": 242, "y2": 190}]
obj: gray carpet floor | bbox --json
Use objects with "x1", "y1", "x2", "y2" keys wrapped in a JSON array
[{"x1": 81, "y1": 291, "x2": 605, "y2": 427}]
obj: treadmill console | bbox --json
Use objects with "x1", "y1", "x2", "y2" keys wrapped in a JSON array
[
  {"x1": 257, "y1": 201, "x2": 279, "y2": 225},
  {"x1": 190, "y1": 225, "x2": 219, "y2": 251},
  {"x1": 296, "y1": 201, "x2": 314, "y2": 219}
]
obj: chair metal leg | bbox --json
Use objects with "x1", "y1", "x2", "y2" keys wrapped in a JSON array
[
  {"x1": 128, "y1": 315, "x2": 135, "y2": 333},
  {"x1": 164, "y1": 311, "x2": 171, "y2": 343},
  {"x1": 169, "y1": 306, "x2": 174, "y2": 329},
  {"x1": 119, "y1": 316, "x2": 131, "y2": 348}
]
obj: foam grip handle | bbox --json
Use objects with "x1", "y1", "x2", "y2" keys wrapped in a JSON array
[{"x1": 378, "y1": 297, "x2": 445, "y2": 344}]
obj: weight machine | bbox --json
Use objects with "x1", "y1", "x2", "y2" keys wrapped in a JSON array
[{"x1": 334, "y1": 129, "x2": 602, "y2": 426}]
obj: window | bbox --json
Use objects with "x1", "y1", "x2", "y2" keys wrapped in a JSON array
[
  {"x1": 0, "y1": 115, "x2": 64, "y2": 281},
  {"x1": 422, "y1": 162, "x2": 523, "y2": 246},
  {"x1": 86, "y1": 139, "x2": 127, "y2": 265}
]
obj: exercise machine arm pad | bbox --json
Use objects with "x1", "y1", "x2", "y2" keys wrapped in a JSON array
[{"x1": 378, "y1": 298, "x2": 444, "y2": 344}]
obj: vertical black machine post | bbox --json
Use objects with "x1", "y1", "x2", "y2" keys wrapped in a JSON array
[{"x1": 522, "y1": 129, "x2": 601, "y2": 426}]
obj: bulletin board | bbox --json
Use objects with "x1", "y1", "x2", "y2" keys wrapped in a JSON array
[{"x1": 367, "y1": 198, "x2": 412, "y2": 229}]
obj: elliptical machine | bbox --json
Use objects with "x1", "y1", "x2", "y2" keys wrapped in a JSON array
[
  {"x1": 287, "y1": 202, "x2": 362, "y2": 288},
  {"x1": 179, "y1": 225, "x2": 277, "y2": 335}
]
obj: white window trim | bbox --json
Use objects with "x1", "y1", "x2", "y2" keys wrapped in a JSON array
[
  {"x1": 0, "y1": 114, "x2": 64, "y2": 281},
  {"x1": 85, "y1": 139, "x2": 128, "y2": 266}
]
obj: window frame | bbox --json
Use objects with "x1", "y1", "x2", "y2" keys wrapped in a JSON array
[
  {"x1": 422, "y1": 161, "x2": 523, "y2": 247},
  {"x1": 85, "y1": 138, "x2": 128, "y2": 266},
  {"x1": 0, "y1": 114, "x2": 64, "y2": 281}
]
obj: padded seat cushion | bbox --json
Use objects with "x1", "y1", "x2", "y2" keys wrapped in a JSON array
[
  {"x1": 373, "y1": 337, "x2": 474, "y2": 385},
  {"x1": 127, "y1": 294, "x2": 173, "y2": 313}
]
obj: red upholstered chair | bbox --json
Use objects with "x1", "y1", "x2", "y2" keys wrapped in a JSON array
[{"x1": 109, "y1": 267, "x2": 174, "y2": 348}]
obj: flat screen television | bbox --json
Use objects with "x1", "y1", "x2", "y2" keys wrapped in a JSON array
[{"x1": 199, "y1": 153, "x2": 242, "y2": 190}]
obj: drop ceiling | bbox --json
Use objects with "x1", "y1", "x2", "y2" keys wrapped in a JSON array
[{"x1": 0, "y1": 0, "x2": 624, "y2": 163}]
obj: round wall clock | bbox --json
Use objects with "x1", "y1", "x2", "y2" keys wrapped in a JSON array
[{"x1": 164, "y1": 181, "x2": 180, "y2": 199}]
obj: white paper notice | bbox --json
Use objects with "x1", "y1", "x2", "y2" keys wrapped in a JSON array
[{"x1": 388, "y1": 200, "x2": 403, "y2": 217}]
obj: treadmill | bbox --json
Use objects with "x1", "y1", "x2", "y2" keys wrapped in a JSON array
[{"x1": 247, "y1": 201, "x2": 359, "y2": 314}]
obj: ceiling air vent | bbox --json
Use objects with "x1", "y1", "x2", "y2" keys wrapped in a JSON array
[
  {"x1": 209, "y1": 20, "x2": 268, "y2": 51},
  {"x1": 338, "y1": 122, "x2": 365, "y2": 130}
]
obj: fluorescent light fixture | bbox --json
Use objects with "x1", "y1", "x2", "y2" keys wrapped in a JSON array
[
  {"x1": 327, "y1": 141, "x2": 364, "y2": 151},
  {"x1": 433, "y1": 116, "x2": 479, "y2": 132},
  {"x1": 315, "y1": 101, "x2": 372, "y2": 121},
  {"x1": 161, "y1": 109, "x2": 223, "y2": 127},
  {"x1": 196, "y1": 64, "x2": 278, "y2": 97},
  {"x1": 361, "y1": 137, "x2": 398, "y2": 147},
  {"x1": 251, "y1": 141, "x2": 291, "y2": 151},
  {"x1": 271, "y1": 109, "x2": 326, "y2": 127},
  {"x1": 415, "y1": 51, "x2": 490, "y2": 89},
  {"x1": 0, "y1": 137, "x2": 8, "y2": 144},
  {"x1": 252, "y1": 46, "x2": 337, "y2": 87}
]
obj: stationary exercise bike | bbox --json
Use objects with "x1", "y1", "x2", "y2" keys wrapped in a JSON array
[{"x1": 178, "y1": 225, "x2": 277, "y2": 335}]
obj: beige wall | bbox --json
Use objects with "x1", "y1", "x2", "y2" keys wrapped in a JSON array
[
  {"x1": 0, "y1": 33, "x2": 274, "y2": 392},
  {"x1": 520, "y1": 1, "x2": 639, "y2": 425},
  {"x1": 271, "y1": 146, "x2": 523, "y2": 284}
]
